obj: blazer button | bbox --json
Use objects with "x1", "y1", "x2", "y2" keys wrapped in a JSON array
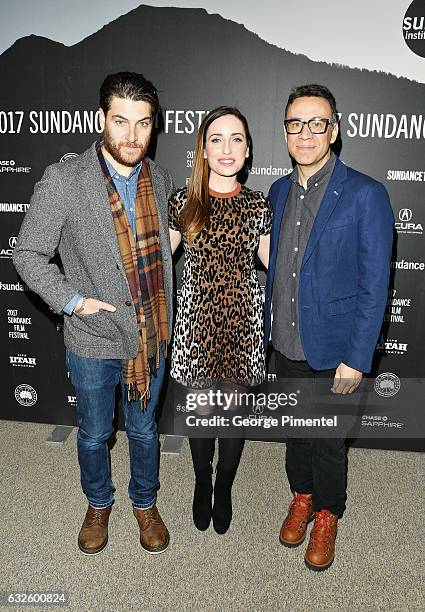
[
  {"x1": 116, "y1": 264, "x2": 120, "y2": 270},
  {"x1": 125, "y1": 300, "x2": 132, "y2": 306}
]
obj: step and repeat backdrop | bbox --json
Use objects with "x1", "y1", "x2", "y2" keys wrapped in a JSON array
[{"x1": 1, "y1": 4, "x2": 424, "y2": 450}]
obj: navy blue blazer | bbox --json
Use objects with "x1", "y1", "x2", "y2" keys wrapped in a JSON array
[{"x1": 264, "y1": 156, "x2": 394, "y2": 373}]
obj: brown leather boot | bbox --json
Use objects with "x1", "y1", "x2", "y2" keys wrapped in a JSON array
[
  {"x1": 133, "y1": 506, "x2": 170, "y2": 554},
  {"x1": 305, "y1": 509, "x2": 338, "y2": 571},
  {"x1": 279, "y1": 493, "x2": 314, "y2": 547},
  {"x1": 78, "y1": 505, "x2": 112, "y2": 555}
]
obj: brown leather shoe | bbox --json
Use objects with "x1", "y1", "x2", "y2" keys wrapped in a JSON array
[
  {"x1": 133, "y1": 506, "x2": 170, "y2": 554},
  {"x1": 305, "y1": 509, "x2": 338, "y2": 571},
  {"x1": 279, "y1": 493, "x2": 314, "y2": 547},
  {"x1": 78, "y1": 505, "x2": 112, "y2": 555}
]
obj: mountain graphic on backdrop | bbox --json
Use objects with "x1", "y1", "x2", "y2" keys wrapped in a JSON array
[{"x1": 1, "y1": 3, "x2": 424, "y2": 193}]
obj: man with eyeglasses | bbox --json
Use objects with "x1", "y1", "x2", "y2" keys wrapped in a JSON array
[{"x1": 264, "y1": 84, "x2": 393, "y2": 570}]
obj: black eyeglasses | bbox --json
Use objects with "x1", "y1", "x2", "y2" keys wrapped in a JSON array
[{"x1": 284, "y1": 117, "x2": 337, "y2": 134}]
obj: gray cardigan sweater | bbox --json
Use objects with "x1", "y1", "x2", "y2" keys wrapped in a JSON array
[{"x1": 13, "y1": 142, "x2": 175, "y2": 359}]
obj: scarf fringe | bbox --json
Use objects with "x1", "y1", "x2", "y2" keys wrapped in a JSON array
[
  {"x1": 125, "y1": 341, "x2": 168, "y2": 409},
  {"x1": 126, "y1": 381, "x2": 150, "y2": 410}
]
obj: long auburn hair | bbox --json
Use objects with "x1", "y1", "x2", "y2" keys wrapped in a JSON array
[{"x1": 179, "y1": 106, "x2": 253, "y2": 244}]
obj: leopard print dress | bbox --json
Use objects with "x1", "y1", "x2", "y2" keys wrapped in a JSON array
[{"x1": 168, "y1": 184, "x2": 272, "y2": 388}]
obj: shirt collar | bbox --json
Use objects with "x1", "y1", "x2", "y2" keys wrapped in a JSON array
[{"x1": 101, "y1": 147, "x2": 142, "y2": 181}]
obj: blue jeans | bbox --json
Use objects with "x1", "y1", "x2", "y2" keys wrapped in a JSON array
[{"x1": 66, "y1": 350, "x2": 165, "y2": 510}]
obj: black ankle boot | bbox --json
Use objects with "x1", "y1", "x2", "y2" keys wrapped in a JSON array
[
  {"x1": 192, "y1": 467, "x2": 213, "y2": 531},
  {"x1": 212, "y1": 472, "x2": 234, "y2": 534}
]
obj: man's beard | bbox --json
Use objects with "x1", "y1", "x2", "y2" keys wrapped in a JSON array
[{"x1": 103, "y1": 127, "x2": 147, "y2": 167}]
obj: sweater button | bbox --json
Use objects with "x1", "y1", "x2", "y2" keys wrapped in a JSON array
[{"x1": 125, "y1": 300, "x2": 132, "y2": 306}]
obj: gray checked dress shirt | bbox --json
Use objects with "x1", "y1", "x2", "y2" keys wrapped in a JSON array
[{"x1": 271, "y1": 153, "x2": 336, "y2": 360}]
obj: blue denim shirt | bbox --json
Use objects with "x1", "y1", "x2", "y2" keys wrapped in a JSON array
[
  {"x1": 63, "y1": 157, "x2": 142, "y2": 314},
  {"x1": 104, "y1": 157, "x2": 142, "y2": 238}
]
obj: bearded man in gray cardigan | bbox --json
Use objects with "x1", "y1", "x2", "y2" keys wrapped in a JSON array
[{"x1": 13, "y1": 72, "x2": 175, "y2": 556}]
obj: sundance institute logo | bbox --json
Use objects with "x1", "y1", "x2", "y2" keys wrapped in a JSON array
[{"x1": 403, "y1": 1, "x2": 425, "y2": 57}]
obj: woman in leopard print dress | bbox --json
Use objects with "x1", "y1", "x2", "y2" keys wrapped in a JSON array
[{"x1": 169, "y1": 107, "x2": 272, "y2": 534}]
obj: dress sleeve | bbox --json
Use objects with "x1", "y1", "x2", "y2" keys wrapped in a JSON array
[
  {"x1": 168, "y1": 191, "x2": 182, "y2": 231},
  {"x1": 259, "y1": 195, "x2": 273, "y2": 235}
]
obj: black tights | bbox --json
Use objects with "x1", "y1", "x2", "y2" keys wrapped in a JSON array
[{"x1": 189, "y1": 437, "x2": 245, "y2": 481}]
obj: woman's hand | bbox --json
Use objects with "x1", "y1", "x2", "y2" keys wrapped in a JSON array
[
  {"x1": 257, "y1": 234, "x2": 270, "y2": 269},
  {"x1": 169, "y1": 228, "x2": 182, "y2": 254}
]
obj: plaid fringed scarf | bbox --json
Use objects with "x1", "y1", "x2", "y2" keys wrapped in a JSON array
[{"x1": 96, "y1": 142, "x2": 168, "y2": 408}]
